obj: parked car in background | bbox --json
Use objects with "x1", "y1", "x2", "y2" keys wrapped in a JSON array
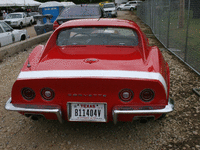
[
  {"x1": 0, "y1": 21, "x2": 29, "y2": 47},
  {"x1": 5, "y1": 19, "x2": 174, "y2": 124},
  {"x1": 117, "y1": 1, "x2": 127, "y2": 7},
  {"x1": 4, "y1": 12, "x2": 34, "y2": 29},
  {"x1": 103, "y1": 2, "x2": 117, "y2": 18},
  {"x1": 126, "y1": 1, "x2": 142, "y2": 9},
  {"x1": 28, "y1": 12, "x2": 40, "y2": 24},
  {"x1": 53, "y1": 4, "x2": 106, "y2": 30},
  {"x1": 117, "y1": 4, "x2": 136, "y2": 11}
]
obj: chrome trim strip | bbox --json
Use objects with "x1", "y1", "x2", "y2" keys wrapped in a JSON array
[
  {"x1": 113, "y1": 98, "x2": 174, "y2": 124},
  {"x1": 5, "y1": 98, "x2": 63, "y2": 123}
]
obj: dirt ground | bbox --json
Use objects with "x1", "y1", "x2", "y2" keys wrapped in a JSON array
[
  {"x1": 0, "y1": 11, "x2": 200, "y2": 150},
  {"x1": 25, "y1": 25, "x2": 37, "y2": 38}
]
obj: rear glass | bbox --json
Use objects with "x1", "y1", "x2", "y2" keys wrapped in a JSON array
[
  {"x1": 60, "y1": 6, "x2": 101, "y2": 17},
  {"x1": 57, "y1": 27, "x2": 138, "y2": 46}
]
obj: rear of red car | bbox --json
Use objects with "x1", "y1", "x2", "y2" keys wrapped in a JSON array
[{"x1": 5, "y1": 19, "x2": 174, "y2": 124}]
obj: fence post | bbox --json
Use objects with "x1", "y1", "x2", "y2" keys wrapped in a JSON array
[
  {"x1": 184, "y1": 0, "x2": 191, "y2": 62},
  {"x1": 166, "y1": 0, "x2": 171, "y2": 48}
]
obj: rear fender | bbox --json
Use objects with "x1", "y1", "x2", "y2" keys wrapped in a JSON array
[
  {"x1": 21, "y1": 45, "x2": 44, "y2": 71},
  {"x1": 146, "y1": 46, "x2": 169, "y2": 99}
]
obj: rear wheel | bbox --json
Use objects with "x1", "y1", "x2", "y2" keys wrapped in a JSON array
[
  {"x1": 19, "y1": 22, "x2": 23, "y2": 29},
  {"x1": 20, "y1": 35, "x2": 26, "y2": 41},
  {"x1": 117, "y1": 8, "x2": 121, "y2": 11},
  {"x1": 158, "y1": 114, "x2": 166, "y2": 120},
  {"x1": 130, "y1": 7, "x2": 134, "y2": 11},
  {"x1": 29, "y1": 20, "x2": 32, "y2": 26}
]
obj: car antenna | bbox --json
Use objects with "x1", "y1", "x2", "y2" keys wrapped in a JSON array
[{"x1": 27, "y1": 57, "x2": 31, "y2": 68}]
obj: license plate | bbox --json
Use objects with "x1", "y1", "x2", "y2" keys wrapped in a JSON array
[{"x1": 67, "y1": 102, "x2": 107, "y2": 122}]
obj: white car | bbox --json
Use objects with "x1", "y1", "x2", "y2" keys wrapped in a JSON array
[
  {"x1": 4, "y1": 12, "x2": 34, "y2": 29},
  {"x1": 126, "y1": 1, "x2": 142, "y2": 9},
  {"x1": 117, "y1": 4, "x2": 136, "y2": 11},
  {"x1": 0, "y1": 21, "x2": 29, "y2": 47},
  {"x1": 117, "y1": 1, "x2": 142, "y2": 11},
  {"x1": 103, "y1": 2, "x2": 117, "y2": 17}
]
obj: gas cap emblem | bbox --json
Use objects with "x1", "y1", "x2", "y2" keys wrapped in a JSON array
[{"x1": 84, "y1": 58, "x2": 99, "y2": 64}]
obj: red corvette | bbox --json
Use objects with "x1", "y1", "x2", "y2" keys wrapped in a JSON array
[{"x1": 5, "y1": 19, "x2": 174, "y2": 124}]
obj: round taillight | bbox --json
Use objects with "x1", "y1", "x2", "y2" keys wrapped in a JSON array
[
  {"x1": 41, "y1": 88, "x2": 55, "y2": 101},
  {"x1": 119, "y1": 89, "x2": 134, "y2": 102},
  {"x1": 21, "y1": 88, "x2": 35, "y2": 100},
  {"x1": 140, "y1": 89, "x2": 154, "y2": 102}
]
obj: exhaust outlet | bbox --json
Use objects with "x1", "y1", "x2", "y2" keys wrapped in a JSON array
[
  {"x1": 139, "y1": 117, "x2": 148, "y2": 123},
  {"x1": 31, "y1": 115, "x2": 39, "y2": 121}
]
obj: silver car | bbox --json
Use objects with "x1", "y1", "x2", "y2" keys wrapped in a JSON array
[
  {"x1": 0, "y1": 21, "x2": 29, "y2": 47},
  {"x1": 103, "y1": 2, "x2": 117, "y2": 18},
  {"x1": 117, "y1": 4, "x2": 136, "y2": 11}
]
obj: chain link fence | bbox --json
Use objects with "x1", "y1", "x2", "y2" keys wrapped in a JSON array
[{"x1": 137, "y1": 0, "x2": 200, "y2": 75}]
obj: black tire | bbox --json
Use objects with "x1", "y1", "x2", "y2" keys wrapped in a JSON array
[
  {"x1": 117, "y1": 8, "x2": 121, "y2": 11},
  {"x1": 0, "y1": 43, "x2": 1, "y2": 47},
  {"x1": 20, "y1": 35, "x2": 26, "y2": 41},
  {"x1": 130, "y1": 8, "x2": 134, "y2": 11},
  {"x1": 29, "y1": 20, "x2": 32, "y2": 26},
  {"x1": 19, "y1": 22, "x2": 23, "y2": 29},
  {"x1": 158, "y1": 114, "x2": 166, "y2": 120}
]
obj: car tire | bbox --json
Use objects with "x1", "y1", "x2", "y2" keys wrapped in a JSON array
[
  {"x1": 130, "y1": 8, "x2": 134, "y2": 11},
  {"x1": 19, "y1": 22, "x2": 23, "y2": 29},
  {"x1": 0, "y1": 43, "x2": 1, "y2": 48},
  {"x1": 158, "y1": 113, "x2": 166, "y2": 120},
  {"x1": 20, "y1": 35, "x2": 26, "y2": 41},
  {"x1": 29, "y1": 20, "x2": 32, "y2": 26},
  {"x1": 117, "y1": 8, "x2": 121, "y2": 11}
]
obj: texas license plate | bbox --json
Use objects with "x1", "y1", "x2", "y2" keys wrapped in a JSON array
[{"x1": 67, "y1": 102, "x2": 107, "y2": 122}]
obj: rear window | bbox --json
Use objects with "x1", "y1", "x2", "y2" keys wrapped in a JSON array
[
  {"x1": 60, "y1": 6, "x2": 101, "y2": 17},
  {"x1": 57, "y1": 27, "x2": 138, "y2": 46}
]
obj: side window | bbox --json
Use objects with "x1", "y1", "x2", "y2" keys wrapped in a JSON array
[
  {"x1": 0, "y1": 27, "x2": 3, "y2": 33},
  {"x1": 130, "y1": 2, "x2": 136, "y2": 4},
  {"x1": 1, "y1": 22, "x2": 12, "y2": 32}
]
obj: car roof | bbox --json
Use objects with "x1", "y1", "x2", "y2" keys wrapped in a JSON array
[
  {"x1": 73, "y1": 4, "x2": 100, "y2": 7},
  {"x1": 9, "y1": 12, "x2": 24, "y2": 14},
  {"x1": 58, "y1": 18, "x2": 140, "y2": 30},
  {"x1": 104, "y1": 2, "x2": 115, "y2": 5}
]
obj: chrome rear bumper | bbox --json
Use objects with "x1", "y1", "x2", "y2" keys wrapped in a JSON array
[
  {"x1": 5, "y1": 98, "x2": 63, "y2": 123},
  {"x1": 112, "y1": 98, "x2": 174, "y2": 124},
  {"x1": 5, "y1": 98, "x2": 174, "y2": 124}
]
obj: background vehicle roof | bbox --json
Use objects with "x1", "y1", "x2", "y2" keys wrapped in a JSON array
[
  {"x1": 9, "y1": 12, "x2": 24, "y2": 14},
  {"x1": 104, "y1": 2, "x2": 115, "y2": 5}
]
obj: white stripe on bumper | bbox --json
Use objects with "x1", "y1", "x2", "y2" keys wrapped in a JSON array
[{"x1": 18, "y1": 70, "x2": 167, "y2": 95}]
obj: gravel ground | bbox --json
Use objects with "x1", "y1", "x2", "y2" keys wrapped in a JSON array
[
  {"x1": 25, "y1": 25, "x2": 37, "y2": 38},
  {"x1": 0, "y1": 11, "x2": 200, "y2": 150}
]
